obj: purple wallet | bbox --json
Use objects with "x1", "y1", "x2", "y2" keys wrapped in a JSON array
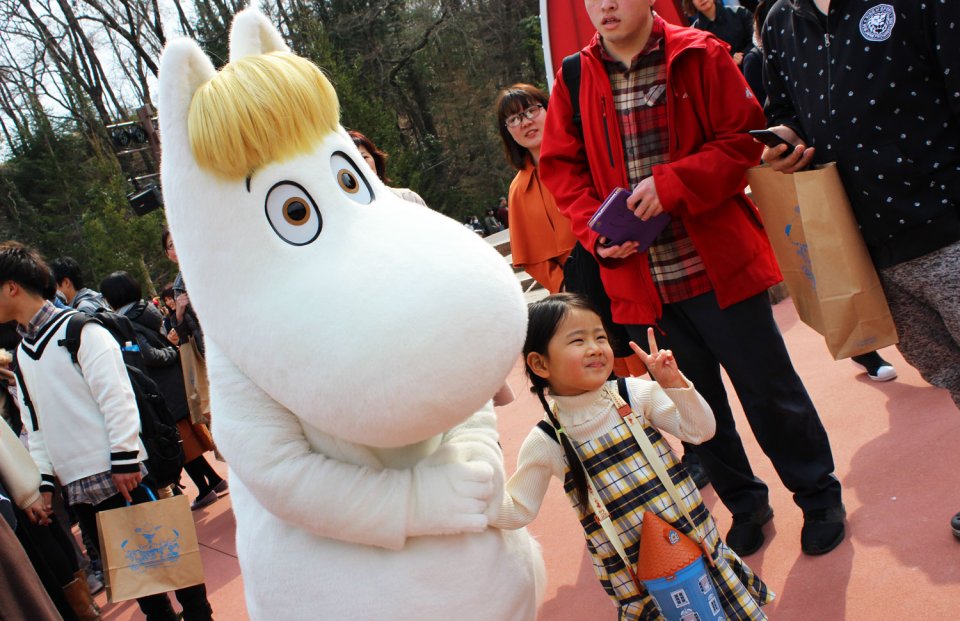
[{"x1": 588, "y1": 187, "x2": 671, "y2": 250}]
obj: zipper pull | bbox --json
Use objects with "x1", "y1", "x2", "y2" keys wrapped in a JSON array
[{"x1": 824, "y1": 33, "x2": 830, "y2": 48}]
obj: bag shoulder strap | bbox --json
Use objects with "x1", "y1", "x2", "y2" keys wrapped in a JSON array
[
  {"x1": 561, "y1": 52, "x2": 582, "y2": 135},
  {"x1": 536, "y1": 419, "x2": 558, "y2": 443},
  {"x1": 616, "y1": 376, "x2": 630, "y2": 403},
  {"x1": 12, "y1": 349, "x2": 39, "y2": 432},
  {"x1": 547, "y1": 400, "x2": 631, "y2": 564},
  {"x1": 58, "y1": 312, "x2": 95, "y2": 367},
  {"x1": 607, "y1": 383, "x2": 715, "y2": 564}
]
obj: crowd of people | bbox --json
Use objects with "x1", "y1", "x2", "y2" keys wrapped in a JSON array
[
  {"x1": 0, "y1": 0, "x2": 957, "y2": 618},
  {"x1": 0, "y1": 239, "x2": 220, "y2": 620}
]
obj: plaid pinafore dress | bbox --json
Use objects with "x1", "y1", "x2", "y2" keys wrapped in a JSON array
[{"x1": 551, "y1": 381, "x2": 774, "y2": 620}]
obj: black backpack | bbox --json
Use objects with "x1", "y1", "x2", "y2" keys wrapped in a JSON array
[
  {"x1": 562, "y1": 52, "x2": 583, "y2": 134},
  {"x1": 58, "y1": 311, "x2": 185, "y2": 489}
]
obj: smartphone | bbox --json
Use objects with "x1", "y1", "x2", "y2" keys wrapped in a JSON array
[{"x1": 748, "y1": 129, "x2": 799, "y2": 155}]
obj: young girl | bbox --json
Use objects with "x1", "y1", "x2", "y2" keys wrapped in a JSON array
[{"x1": 493, "y1": 294, "x2": 773, "y2": 620}]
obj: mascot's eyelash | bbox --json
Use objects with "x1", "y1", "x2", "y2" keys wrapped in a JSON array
[{"x1": 246, "y1": 175, "x2": 252, "y2": 192}]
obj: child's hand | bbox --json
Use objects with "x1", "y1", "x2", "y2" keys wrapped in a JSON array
[{"x1": 629, "y1": 328, "x2": 688, "y2": 390}]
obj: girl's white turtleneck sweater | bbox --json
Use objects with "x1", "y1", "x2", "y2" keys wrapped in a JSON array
[{"x1": 493, "y1": 376, "x2": 715, "y2": 529}]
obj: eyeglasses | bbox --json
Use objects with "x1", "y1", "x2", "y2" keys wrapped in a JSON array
[{"x1": 504, "y1": 104, "x2": 544, "y2": 128}]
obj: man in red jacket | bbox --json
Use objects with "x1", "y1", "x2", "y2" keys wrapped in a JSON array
[{"x1": 540, "y1": 0, "x2": 845, "y2": 556}]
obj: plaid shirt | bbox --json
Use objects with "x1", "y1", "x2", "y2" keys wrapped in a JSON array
[
  {"x1": 66, "y1": 463, "x2": 148, "y2": 507},
  {"x1": 601, "y1": 20, "x2": 713, "y2": 304},
  {"x1": 16, "y1": 300, "x2": 60, "y2": 340}
]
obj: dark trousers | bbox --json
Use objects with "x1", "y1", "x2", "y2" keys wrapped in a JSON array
[
  {"x1": 625, "y1": 291, "x2": 842, "y2": 515},
  {"x1": 14, "y1": 504, "x2": 80, "y2": 621},
  {"x1": 75, "y1": 485, "x2": 213, "y2": 621}
]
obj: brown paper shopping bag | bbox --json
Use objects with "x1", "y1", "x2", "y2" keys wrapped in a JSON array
[
  {"x1": 747, "y1": 163, "x2": 898, "y2": 359},
  {"x1": 96, "y1": 493, "x2": 205, "y2": 602}
]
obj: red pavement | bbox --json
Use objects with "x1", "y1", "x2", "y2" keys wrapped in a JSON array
[{"x1": 93, "y1": 298, "x2": 960, "y2": 620}]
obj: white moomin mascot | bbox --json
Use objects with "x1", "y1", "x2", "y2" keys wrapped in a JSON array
[{"x1": 157, "y1": 8, "x2": 543, "y2": 620}]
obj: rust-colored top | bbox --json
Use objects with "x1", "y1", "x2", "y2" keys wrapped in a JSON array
[{"x1": 507, "y1": 158, "x2": 577, "y2": 293}]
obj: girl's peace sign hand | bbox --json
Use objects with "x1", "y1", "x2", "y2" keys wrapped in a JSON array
[{"x1": 628, "y1": 328, "x2": 688, "y2": 390}]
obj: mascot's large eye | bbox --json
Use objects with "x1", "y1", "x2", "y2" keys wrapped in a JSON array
[
  {"x1": 330, "y1": 152, "x2": 373, "y2": 205},
  {"x1": 264, "y1": 181, "x2": 322, "y2": 246}
]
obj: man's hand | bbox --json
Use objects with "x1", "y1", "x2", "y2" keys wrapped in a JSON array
[
  {"x1": 24, "y1": 497, "x2": 52, "y2": 525},
  {"x1": 167, "y1": 328, "x2": 180, "y2": 346},
  {"x1": 732, "y1": 52, "x2": 744, "y2": 66},
  {"x1": 112, "y1": 471, "x2": 142, "y2": 503},
  {"x1": 627, "y1": 176, "x2": 663, "y2": 221},
  {"x1": 596, "y1": 239, "x2": 640, "y2": 260},
  {"x1": 41, "y1": 491, "x2": 53, "y2": 513},
  {"x1": 760, "y1": 125, "x2": 815, "y2": 174}
]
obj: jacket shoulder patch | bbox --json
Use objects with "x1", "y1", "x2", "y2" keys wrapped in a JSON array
[{"x1": 860, "y1": 4, "x2": 896, "y2": 42}]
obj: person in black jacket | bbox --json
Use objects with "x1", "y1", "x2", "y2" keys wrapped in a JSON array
[
  {"x1": 740, "y1": 0, "x2": 772, "y2": 105},
  {"x1": 684, "y1": 0, "x2": 754, "y2": 65},
  {"x1": 761, "y1": 0, "x2": 960, "y2": 537},
  {"x1": 100, "y1": 272, "x2": 227, "y2": 511}
]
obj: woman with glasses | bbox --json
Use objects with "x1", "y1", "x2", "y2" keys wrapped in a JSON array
[
  {"x1": 494, "y1": 84, "x2": 647, "y2": 380},
  {"x1": 495, "y1": 84, "x2": 575, "y2": 293}
]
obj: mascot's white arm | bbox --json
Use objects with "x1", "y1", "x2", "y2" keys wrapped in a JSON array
[{"x1": 208, "y1": 340, "x2": 498, "y2": 550}]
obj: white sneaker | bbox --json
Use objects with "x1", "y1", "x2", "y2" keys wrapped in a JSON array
[{"x1": 851, "y1": 352, "x2": 898, "y2": 382}]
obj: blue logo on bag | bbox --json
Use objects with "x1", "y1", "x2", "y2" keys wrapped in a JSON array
[
  {"x1": 121, "y1": 524, "x2": 182, "y2": 571},
  {"x1": 785, "y1": 206, "x2": 815, "y2": 290}
]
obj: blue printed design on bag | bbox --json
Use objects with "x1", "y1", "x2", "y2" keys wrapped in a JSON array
[
  {"x1": 121, "y1": 524, "x2": 181, "y2": 571},
  {"x1": 785, "y1": 206, "x2": 815, "y2": 290}
]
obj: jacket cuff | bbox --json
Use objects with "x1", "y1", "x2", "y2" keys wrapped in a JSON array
[
  {"x1": 39, "y1": 474, "x2": 56, "y2": 493},
  {"x1": 110, "y1": 450, "x2": 141, "y2": 474}
]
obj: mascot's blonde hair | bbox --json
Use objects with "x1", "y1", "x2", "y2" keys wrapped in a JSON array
[{"x1": 188, "y1": 52, "x2": 339, "y2": 179}]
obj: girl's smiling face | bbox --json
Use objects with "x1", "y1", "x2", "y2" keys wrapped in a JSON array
[{"x1": 529, "y1": 308, "x2": 614, "y2": 396}]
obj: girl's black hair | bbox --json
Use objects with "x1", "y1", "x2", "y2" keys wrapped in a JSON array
[{"x1": 523, "y1": 293, "x2": 601, "y2": 511}]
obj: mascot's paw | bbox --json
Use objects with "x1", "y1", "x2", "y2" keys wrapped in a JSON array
[
  {"x1": 449, "y1": 440, "x2": 506, "y2": 523},
  {"x1": 407, "y1": 444, "x2": 495, "y2": 537}
]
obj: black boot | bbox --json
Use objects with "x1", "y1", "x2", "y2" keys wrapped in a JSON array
[
  {"x1": 680, "y1": 447, "x2": 710, "y2": 490},
  {"x1": 175, "y1": 583, "x2": 214, "y2": 621}
]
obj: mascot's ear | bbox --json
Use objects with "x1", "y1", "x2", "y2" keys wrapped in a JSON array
[
  {"x1": 157, "y1": 37, "x2": 216, "y2": 165},
  {"x1": 229, "y1": 7, "x2": 290, "y2": 62}
]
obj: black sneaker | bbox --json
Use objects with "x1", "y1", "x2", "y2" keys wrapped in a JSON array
[
  {"x1": 851, "y1": 351, "x2": 897, "y2": 382},
  {"x1": 951, "y1": 512, "x2": 960, "y2": 541},
  {"x1": 726, "y1": 505, "x2": 774, "y2": 557},
  {"x1": 801, "y1": 505, "x2": 846, "y2": 555},
  {"x1": 681, "y1": 453, "x2": 711, "y2": 490}
]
